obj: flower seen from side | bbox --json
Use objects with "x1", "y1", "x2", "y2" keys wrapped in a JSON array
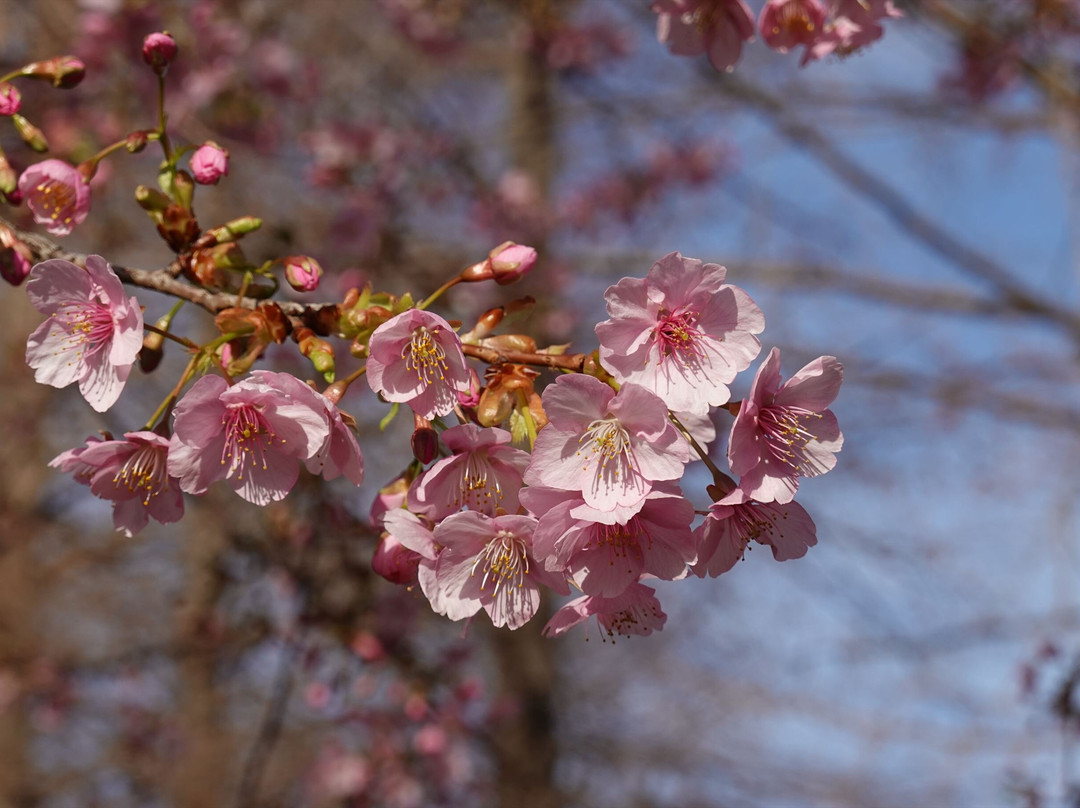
[
  {"x1": 25, "y1": 256, "x2": 143, "y2": 412},
  {"x1": 652, "y1": 0, "x2": 756, "y2": 72},
  {"x1": 51, "y1": 431, "x2": 184, "y2": 537},
  {"x1": 728, "y1": 347, "x2": 843, "y2": 503},
  {"x1": 543, "y1": 581, "x2": 667, "y2": 640}
]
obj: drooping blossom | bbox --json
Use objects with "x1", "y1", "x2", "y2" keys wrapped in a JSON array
[
  {"x1": 692, "y1": 486, "x2": 817, "y2": 577},
  {"x1": 524, "y1": 374, "x2": 691, "y2": 513},
  {"x1": 431, "y1": 512, "x2": 568, "y2": 630},
  {"x1": 18, "y1": 159, "x2": 91, "y2": 236},
  {"x1": 0, "y1": 83, "x2": 21, "y2": 116},
  {"x1": 263, "y1": 371, "x2": 364, "y2": 485},
  {"x1": 380, "y1": 509, "x2": 443, "y2": 606},
  {"x1": 728, "y1": 347, "x2": 843, "y2": 503},
  {"x1": 758, "y1": 0, "x2": 826, "y2": 55},
  {"x1": 543, "y1": 581, "x2": 667, "y2": 640},
  {"x1": 802, "y1": 0, "x2": 901, "y2": 65},
  {"x1": 25, "y1": 256, "x2": 143, "y2": 412},
  {"x1": 51, "y1": 432, "x2": 184, "y2": 537},
  {"x1": 652, "y1": 0, "x2": 755, "y2": 72},
  {"x1": 372, "y1": 531, "x2": 423, "y2": 586},
  {"x1": 408, "y1": 424, "x2": 530, "y2": 520},
  {"x1": 595, "y1": 252, "x2": 764, "y2": 415},
  {"x1": 190, "y1": 142, "x2": 229, "y2": 184},
  {"x1": 366, "y1": 308, "x2": 472, "y2": 420},
  {"x1": 167, "y1": 372, "x2": 330, "y2": 505},
  {"x1": 522, "y1": 484, "x2": 696, "y2": 598}
]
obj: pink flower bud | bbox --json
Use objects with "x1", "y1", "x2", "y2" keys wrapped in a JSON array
[
  {"x1": 21, "y1": 56, "x2": 85, "y2": 89},
  {"x1": 141, "y1": 32, "x2": 178, "y2": 75},
  {"x1": 411, "y1": 419, "x2": 439, "y2": 465},
  {"x1": 0, "y1": 83, "x2": 21, "y2": 116},
  {"x1": 0, "y1": 245, "x2": 30, "y2": 286},
  {"x1": 490, "y1": 242, "x2": 537, "y2": 285},
  {"x1": 189, "y1": 142, "x2": 229, "y2": 185},
  {"x1": 283, "y1": 255, "x2": 323, "y2": 292}
]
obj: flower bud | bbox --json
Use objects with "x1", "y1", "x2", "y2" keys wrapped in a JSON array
[
  {"x1": 20, "y1": 56, "x2": 86, "y2": 89},
  {"x1": 490, "y1": 242, "x2": 538, "y2": 285},
  {"x1": 283, "y1": 255, "x2": 323, "y2": 292},
  {"x1": 13, "y1": 115, "x2": 48, "y2": 152},
  {"x1": 0, "y1": 155, "x2": 16, "y2": 195},
  {"x1": 189, "y1": 142, "x2": 229, "y2": 185},
  {"x1": 0, "y1": 225, "x2": 31, "y2": 286},
  {"x1": 0, "y1": 83, "x2": 21, "y2": 116},
  {"x1": 411, "y1": 416, "x2": 439, "y2": 464},
  {"x1": 457, "y1": 367, "x2": 482, "y2": 409},
  {"x1": 125, "y1": 130, "x2": 150, "y2": 153},
  {"x1": 202, "y1": 216, "x2": 262, "y2": 245},
  {"x1": 157, "y1": 203, "x2": 200, "y2": 251},
  {"x1": 372, "y1": 534, "x2": 421, "y2": 586},
  {"x1": 135, "y1": 184, "x2": 170, "y2": 214},
  {"x1": 141, "y1": 32, "x2": 178, "y2": 75},
  {"x1": 171, "y1": 169, "x2": 195, "y2": 209}
]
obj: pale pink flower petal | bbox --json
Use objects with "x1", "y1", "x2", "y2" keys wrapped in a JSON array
[
  {"x1": 366, "y1": 309, "x2": 472, "y2": 419},
  {"x1": 596, "y1": 252, "x2": 763, "y2": 415},
  {"x1": 24, "y1": 256, "x2": 142, "y2": 412},
  {"x1": 728, "y1": 347, "x2": 844, "y2": 503},
  {"x1": 542, "y1": 582, "x2": 667, "y2": 639},
  {"x1": 18, "y1": 159, "x2": 91, "y2": 236}
]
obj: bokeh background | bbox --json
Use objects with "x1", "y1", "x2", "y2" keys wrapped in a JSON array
[{"x1": 0, "y1": 1, "x2": 1078, "y2": 806}]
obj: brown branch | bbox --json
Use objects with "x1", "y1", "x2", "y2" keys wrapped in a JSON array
[{"x1": 463, "y1": 343, "x2": 587, "y2": 371}]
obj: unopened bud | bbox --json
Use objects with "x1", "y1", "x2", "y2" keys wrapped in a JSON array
[
  {"x1": 490, "y1": 242, "x2": 538, "y2": 285},
  {"x1": 0, "y1": 83, "x2": 21, "y2": 116},
  {"x1": 171, "y1": 169, "x2": 195, "y2": 209},
  {"x1": 190, "y1": 142, "x2": 229, "y2": 185},
  {"x1": 140, "y1": 331, "x2": 165, "y2": 373},
  {"x1": 135, "y1": 184, "x2": 170, "y2": 214},
  {"x1": 141, "y1": 32, "x2": 178, "y2": 76},
  {"x1": 457, "y1": 367, "x2": 482, "y2": 409},
  {"x1": 283, "y1": 255, "x2": 323, "y2": 292},
  {"x1": 411, "y1": 417, "x2": 439, "y2": 464},
  {"x1": 125, "y1": 130, "x2": 150, "y2": 153},
  {"x1": 468, "y1": 306, "x2": 504, "y2": 341},
  {"x1": 21, "y1": 56, "x2": 86, "y2": 89},
  {"x1": 158, "y1": 203, "x2": 200, "y2": 252},
  {"x1": 0, "y1": 225, "x2": 31, "y2": 286},
  {"x1": 204, "y1": 216, "x2": 262, "y2": 244},
  {"x1": 0, "y1": 156, "x2": 16, "y2": 195},
  {"x1": 13, "y1": 115, "x2": 47, "y2": 152}
]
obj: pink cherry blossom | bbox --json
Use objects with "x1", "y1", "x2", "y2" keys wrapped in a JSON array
[
  {"x1": 283, "y1": 255, "x2": 323, "y2": 292},
  {"x1": 652, "y1": 0, "x2": 755, "y2": 72},
  {"x1": 595, "y1": 252, "x2": 764, "y2": 415},
  {"x1": 381, "y1": 508, "x2": 450, "y2": 612},
  {"x1": 728, "y1": 347, "x2": 843, "y2": 503},
  {"x1": 18, "y1": 160, "x2": 91, "y2": 236},
  {"x1": 524, "y1": 374, "x2": 691, "y2": 513},
  {"x1": 802, "y1": 0, "x2": 901, "y2": 65},
  {"x1": 0, "y1": 83, "x2": 21, "y2": 116},
  {"x1": 522, "y1": 484, "x2": 696, "y2": 598},
  {"x1": 759, "y1": 0, "x2": 826, "y2": 55},
  {"x1": 51, "y1": 432, "x2": 184, "y2": 537},
  {"x1": 372, "y1": 532, "x2": 423, "y2": 586},
  {"x1": 366, "y1": 309, "x2": 472, "y2": 419},
  {"x1": 261, "y1": 371, "x2": 364, "y2": 485},
  {"x1": 167, "y1": 372, "x2": 330, "y2": 505},
  {"x1": 25, "y1": 256, "x2": 143, "y2": 412},
  {"x1": 432, "y1": 512, "x2": 568, "y2": 630},
  {"x1": 692, "y1": 486, "x2": 817, "y2": 577},
  {"x1": 542, "y1": 581, "x2": 667, "y2": 640},
  {"x1": 408, "y1": 424, "x2": 530, "y2": 520}
]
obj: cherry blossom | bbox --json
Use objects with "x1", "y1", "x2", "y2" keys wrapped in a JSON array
[
  {"x1": 366, "y1": 308, "x2": 471, "y2": 419},
  {"x1": 51, "y1": 432, "x2": 184, "y2": 537},
  {"x1": 692, "y1": 486, "x2": 818, "y2": 577},
  {"x1": 525, "y1": 373, "x2": 691, "y2": 514},
  {"x1": 190, "y1": 142, "x2": 229, "y2": 184},
  {"x1": 408, "y1": 424, "x2": 530, "y2": 520},
  {"x1": 595, "y1": 251, "x2": 763, "y2": 415},
  {"x1": 168, "y1": 372, "x2": 330, "y2": 505},
  {"x1": 25, "y1": 256, "x2": 143, "y2": 412},
  {"x1": 431, "y1": 512, "x2": 567, "y2": 630},
  {"x1": 542, "y1": 581, "x2": 667, "y2": 640},
  {"x1": 728, "y1": 347, "x2": 843, "y2": 503},
  {"x1": 803, "y1": 0, "x2": 901, "y2": 65},
  {"x1": 652, "y1": 0, "x2": 756, "y2": 72},
  {"x1": 759, "y1": 0, "x2": 826, "y2": 55},
  {"x1": 522, "y1": 484, "x2": 696, "y2": 598},
  {"x1": 18, "y1": 159, "x2": 91, "y2": 236}
]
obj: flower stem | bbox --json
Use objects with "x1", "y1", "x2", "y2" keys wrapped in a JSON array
[
  {"x1": 143, "y1": 353, "x2": 198, "y2": 431},
  {"x1": 156, "y1": 74, "x2": 172, "y2": 161},
  {"x1": 417, "y1": 276, "x2": 461, "y2": 310}
]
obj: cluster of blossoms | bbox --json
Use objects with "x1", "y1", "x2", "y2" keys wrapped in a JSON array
[
  {"x1": 652, "y1": 0, "x2": 901, "y2": 71},
  {"x1": 9, "y1": 33, "x2": 844, "y2": 643},
  {"x1": 368, "y1": 252, "x2": 843, "y2": 640}
]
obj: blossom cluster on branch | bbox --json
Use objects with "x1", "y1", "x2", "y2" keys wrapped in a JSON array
[{"x1": 1, "y1": 27, "x2": 845, "y2": 642}]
